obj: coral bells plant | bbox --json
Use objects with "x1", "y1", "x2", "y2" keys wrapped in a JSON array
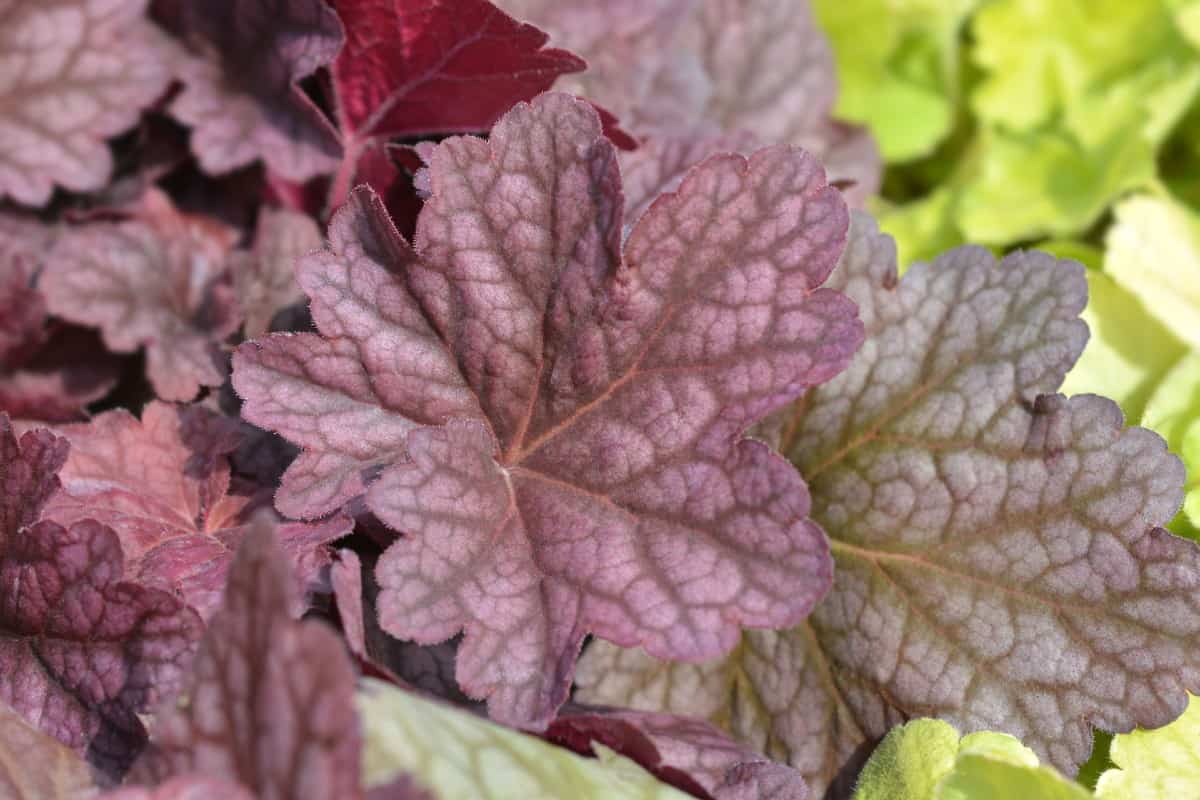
[{"x1": 0, "y1": 0, "x2": 1196, "y2": 798}]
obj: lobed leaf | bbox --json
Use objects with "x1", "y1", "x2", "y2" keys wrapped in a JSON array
[
  {"x1": 161, "y1": 0, "x2": 343, "y2": 181},
  {"x1": 0, "y1": 0, "x2": 174, "y2": 206},
  {"x1": 40, "y1": 191, "x2": 242, "y2": 402},
  {"x1": 577, "y1": 211, "x2": 1199, "y2": 796},
  {"x1": 232, "y1": 208, "x2": 324, "y2": 338},
  {"x1": 234, "y1": 92, "x2": 863, "y2": 726},
  {"x1": 42, "y1": 402, "x2": 352, "y2": 621}
]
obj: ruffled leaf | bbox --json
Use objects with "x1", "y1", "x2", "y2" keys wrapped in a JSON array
[
  {"x1": 234, "y1": 93, "x2": 863, "y2": 726},
  {"x1": 0, "y1": 0, "x2": 174, "y2": 206},
  {"x1": 42, "y1": 402, "x2": 352, "y2": 620},
  {"x1": 40, "y1": 191, "x2": 242, "y2": 402},
  {"x1": 577, "y1": 211, "x2": 1198, "y2": 795},
  {"x1": 160, "y1": 0, "x2": 343, "y2": 181}
]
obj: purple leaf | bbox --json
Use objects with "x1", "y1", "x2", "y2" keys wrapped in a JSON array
[
  {"x1": 549, "y1": 706, "x2": 809, "y2": 799},
  {"x1": 0, "y1": 0, "x2": 175, "y2": 206},
  {"x1": 0, "y1": 418, "x2": 202, "y2": 778},
  {"x1": 41, "y1": 402, "x2": 352, "y2": 621},
  {"x1": 160, "y1": 0, "x2": 343, "y2": 181},
  {"x1": 232, "y1": 208, "x2": 324, "y2": 338},
  {"x1": 40, "y1": 190, "x2": 242, "y2": 402},
  {"x1": 234, "y1": 92, "x2": 863, "y2": 726},
  {"x1": 139, "y1": 519, "x2": 362, "y2": 800},
  {"x1": 576, "y1": 212, "x2": 1200, "y2": 795},
  {"x1": 101, "y1": 776, "x2": 255, "y2": 800}
]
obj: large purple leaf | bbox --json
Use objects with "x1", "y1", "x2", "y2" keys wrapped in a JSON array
[
  {"x1": 40, "y1": 191, "x2": 242, "y2": 402},
  {"x1": 1, "y1": 416, "x2": 202, "y2": 779},
  {"x1": 0, "y1": 0, "x2": 175, "y2": 206},
  {"x1": 138, "y1": 519, "x2": 362, "y2": 800},
  {"x1": 576, "y1": 212, "x2": 1200, "y2": 797},
  {"x1": 41, "y1": 402, "x2": 351, "y2": 621},
  {"x1": 160, "y1": 0, "x2": 343, "y2": 181},
  {"x1": 234, "y1": 92, "x2": 863, "y2": 726}
]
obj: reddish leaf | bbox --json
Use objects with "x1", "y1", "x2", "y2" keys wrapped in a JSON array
[
  {"x1": 141, "y1": 519, "x2": 362, "y2": 800},
  {"x1": 233, "y1": 208, "x2": 324, "y2": 338},
  {"x1": 0, "y1": 0, "x2": 175, "y2": 206},
  {"x1": 0, "y1": 418, "x2": 202, "y2": 778},
  {"x1": 42, "y1": 402, "x2": 352, "y2": 621},
  {"x1": 548, "y1": 707, "x2": 809, "y2": 800},
  {"x1": 101, "y1": 776, "x2": 254, "y2": 800},
  {"x1": 234, "y1": 93, "x2": 863, "y2": 726},
  {"x1": 160, "y1": 0, "x2": 343, "y2": 181},
  {"x1": 325, "y1": 0, "x2": 585, "y2": 207},
  {"x1": 40, "y1": 191, "x2": 242, "y2": 402}
]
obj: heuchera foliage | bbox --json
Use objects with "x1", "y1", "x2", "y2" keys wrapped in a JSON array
[{"x1": 0, "y1": 0, "x2": 1197, "y2": 798}]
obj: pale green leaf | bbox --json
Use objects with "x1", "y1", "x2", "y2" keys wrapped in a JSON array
[
  {"x1": 1143, "y1": 353, "x2": 1200, "y2": 539},
  {"x1": 357, "y1": 679, "x2": 693, "y2": 800},
  {"x1": 1095, "y1": 693, "x2": 1200, "y2": 799}
]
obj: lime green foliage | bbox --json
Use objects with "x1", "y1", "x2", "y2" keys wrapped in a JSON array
[
  {"x1": 813, "y1": 0, "x2": 976, "y2": 162},
  {"x1": 356, "y1": 679, "x2": 692, "y2": 799},
  {"x1": 852, "y1": 720, "x2": 1092, "y2": 800},
  {"x1": 1095, "y1": 694, "x2": 1200, "y2": 798},
  {"x1": 1144, "y1": 354, "x2": 1200, "y2": 538}
]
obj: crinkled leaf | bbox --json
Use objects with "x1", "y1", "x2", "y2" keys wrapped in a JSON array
[
  {"x1": 1143, "y1": 354, "x2": 1200, "y2": 540},
  {"x1": 233, "y1": 208, "x2": 323, "y2": 338},
  {"x1": 0, "y1": 701, "x2": 99, "y2": 799},
  {"x1": 40, "y1": 191, "x2": 241, "y2": 402},
  {"x1": 0, "y1": 0, "x2": 174, "y2": 206},
  {"x1": 358, "y1": 678, "x2": 694, "y2": 799},
  {"x1": 577, "y1": 211, "x2": 1198, "y2": 795},
  {"x1": 1094, "y1": 692, "x2": 1200, "y2": 799},
  {"x1": 140, "y1": 519, "x2": 361, "y2": 799},
  {"x1": 853, "y1": 719, "x2": 1091, "y2": 800},
  {"x1": 329, "y1": 0, "x2": 585, "y2": 191},
  {"x1": 234, "y1": 93, "x2": 862, "y2": 726},
  {"x1": 548, "y1": 707, "x2": 809, "y2": 800},
  {"x1": 160, "y1": 0, "x2": 343, "y2": 181},
  {"x1": 499, "y1": 0, "x2": 880, "y2": 205},
  {"x1": 42, "y1": 402, "x2": 352, "y2": 620},
  {"x1": 619, "y1": 131, "x2": 759, "y2": 224},
  {"x1": 0, "y1": 419, "x2": 202, "y2": 778},
  {"x1": 1103, "y1": 194, "x2": 1200, "y2": 350}
]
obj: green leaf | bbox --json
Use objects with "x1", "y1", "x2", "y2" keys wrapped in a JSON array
[
  {"x1": 1095, "y1": 693, "x2": 1200, "y2": 798},
  {"x1": 874, "y1": 186, "x2": 964, "y2": 271},
  {"x1": 852, "y1": 719, "x2": 1092, "y2": 800},
  {"x1": 357, "y1": 679, "x2": 694, "y2": 799},
  {"x1": 814, "y1": 0, "x2": 976, "y2": 161},
  {"x1": 1105, "y1": 194, "x2": 1200, "y2": 350},
  {"x1": 1143, "y1": 353, "x2": 1200, "y2": 539}
]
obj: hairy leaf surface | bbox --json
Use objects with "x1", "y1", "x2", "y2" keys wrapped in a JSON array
[
  {"x1": 0, "y1": 416, "x2": 202, "y2": 779},
  {"x1": 0, "y1": 0, "x2": 174, "y2": 205},
  {"x1": 42, "y1": 402, "x2": 352, "y2": 620},
  {"x1": 577, "y1": 212, "x2": 1198, "y2": 795},
  {"x1": 161, "y1": 0, "x2": 343, "y2": 181},
  {"x1": 40, "y1": 191, "x2": 241, "y2": 401},
  {"x1": 234, "y1": 93, "x2": 862, "y2": 726}
]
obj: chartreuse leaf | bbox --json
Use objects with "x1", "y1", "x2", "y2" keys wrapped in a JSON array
[
  {"x1": 576, "y1": 212, "x2": 1199, "y2": 797},
  {"x1": 1104, "y1": 194, "x2": 1200, "y2": 350},
  {"x1": 358, "y1": 679, "x2": 692, "y2": 800},
  {"x1": 1094, "y1": 693, "x2": 1200, "y2": 799},
  {"x1": 1143, "y1": 354, "x2": 1200, "y2": 540},
  {"x1": 852, "y1": 719, "x2": 1091, "y2": 800},
  {"x1": 813, "y1": 0, "x2": 977, "y2": 161}
]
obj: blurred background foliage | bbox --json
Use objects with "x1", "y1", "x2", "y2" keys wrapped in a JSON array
[{"x1": 814, "y1": 0, "x2": 1200, "y2": 545}]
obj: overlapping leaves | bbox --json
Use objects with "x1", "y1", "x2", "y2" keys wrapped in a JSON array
[
  {"x1": 234, "y1": 91, "x2": 863, "y2": 727},
  {"x1": 576, "y1": 212, "x2": 1199, "y2": 797}
]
